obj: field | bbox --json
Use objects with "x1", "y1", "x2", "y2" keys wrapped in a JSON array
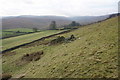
[
  {"x1": 3, "y1": 28, "x2": 34, "y2": 32},
  {"x1": 2, "y1": 30, "x2": 65, "y2": 51},
  {"x1": 2, "y1": 17, "x2": 118, "y2": 78},
  {"x1": 1, "y1": 28, "x2": 37, "y2": 38}
]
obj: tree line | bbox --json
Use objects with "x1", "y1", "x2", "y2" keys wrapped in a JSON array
[
  {"x1": 49, "y1": 21, "x2": 81, "y2": 30},
  {"x1": 32, "y1": 21, "x2": 81, "y2": 32}
]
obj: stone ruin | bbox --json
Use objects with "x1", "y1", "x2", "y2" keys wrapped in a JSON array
[{"x1": 49, "y1": 34, "x2": 76, "y2": 45}]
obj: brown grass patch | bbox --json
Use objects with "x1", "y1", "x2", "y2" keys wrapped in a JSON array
[
  {"x1": 21, "y1": 51, "x2": 44, "y2": 61},
  {"x1": 1, "y1": 73, "x2": 12, "y2": 80},
  {"x1": 15, "y1": 51, "x2": 44, "y2": 66},
  {"x1": 3, "y1": 51, "x2": 16, "y2": 56}
]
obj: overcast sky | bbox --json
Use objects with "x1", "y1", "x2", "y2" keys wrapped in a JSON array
[{"x1": 0, "y1": 0, "x2": 119, "y2": 17}]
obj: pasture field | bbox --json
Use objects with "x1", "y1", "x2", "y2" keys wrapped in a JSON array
[
  {"x1": 2, "y1": 31, "x2": 24, "y2": 38},
  {"x1": 2, "y1": 17, "x2": 118, "y2": 78},
  {"x1": 1, "y1": 28, "x2": 38, "y2": 38},
  {"x1": 3, "y1": 28, "x2": 34, "y2": 32},
  {"x1": 2, "y1": 30, "x2": 65, "y2": 51}
]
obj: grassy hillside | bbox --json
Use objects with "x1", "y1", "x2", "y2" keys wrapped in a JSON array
[
  {"x1": 2, "y1": 30, "x2": 65, "y2": 51},
  {"x1": 2, "y1": 17, "x2": 118, "y2": 78}
]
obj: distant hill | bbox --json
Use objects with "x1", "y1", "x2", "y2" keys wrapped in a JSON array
[
  {"x1": 108, "y1": 13, "x2": 120, "y2": 19},
  {"x1": 69, "y1": 15, "x2": 109, "y2": 25},
  {"x1": 2, "y1": 16, "x2": 71, "y2": 30},
  {"x1": 2, "y1": 13, "x2": 119, "y2": 29}
]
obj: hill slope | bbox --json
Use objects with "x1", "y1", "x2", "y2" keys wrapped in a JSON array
[{"x1": 2, "y1": 17, "x2": 118, "y2": 78}]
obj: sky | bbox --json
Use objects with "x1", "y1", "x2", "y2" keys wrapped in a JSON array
[{"x1": 0, "y1": 0, "x2": 119, "y2": 17}]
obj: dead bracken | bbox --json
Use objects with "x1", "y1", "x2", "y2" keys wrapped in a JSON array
[
  {"x1": 1, "y1": 73, "x2": 12, "y2": 80},
  {"x1": 21, "y1": 51, "x2": 44, "y2": 61}
]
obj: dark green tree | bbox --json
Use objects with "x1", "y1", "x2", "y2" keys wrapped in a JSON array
[
  {"x1": 16, "y1": 30, "x2": 20, "y2": 33},
  {"x1": 70, "y1": 21, "x2": 76, "y2": 26},
  {"x1": 33, "y1": 28, "x2": 38, "y2": 32},
  {"x1": 49, "y1": 21, "x2": 57, "y2": 30},
  {"x1": 63, "y1": 21, "x2": 80, "y2": 29},
  {"x1": 69, "y1": 21, "x2": 80, "y2": 27}
]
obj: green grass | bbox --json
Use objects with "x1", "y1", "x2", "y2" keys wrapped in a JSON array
[
  {"x1": 2, "y1": 31, "x2": 24, "y2": 38},
  {"x1": 2, "y1": 30, "x2": 65, "y2": 51},
  {"x1": 2, "y1": 17, "x2": 118, "y2": 78},
  {"x1": 1, "y1": 28, "x2": 35, "y2": 38},
  {"x1": 3, "y1": 28, "x2": 34, "y2": 32}
]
